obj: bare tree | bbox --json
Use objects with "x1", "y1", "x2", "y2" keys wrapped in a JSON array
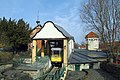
[{"x1": 81, "y1": 0, "x2": 120, "y2": 62}]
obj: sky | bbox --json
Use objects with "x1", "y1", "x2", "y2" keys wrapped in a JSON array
[{"x1": 0, "y1": 0, "x2": 88, "y2": 44}]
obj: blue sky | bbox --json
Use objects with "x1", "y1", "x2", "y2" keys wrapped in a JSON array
[{"x1": 0, "y1": 0, "x2": 88, "y2": 44}]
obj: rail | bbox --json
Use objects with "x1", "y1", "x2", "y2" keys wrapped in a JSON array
[
  {"x1": 45, "y1": 67, "x2": 59, "y2": 80},
  {"x1": 33, "y1": 66, "x2": 66, "y2": 80}
]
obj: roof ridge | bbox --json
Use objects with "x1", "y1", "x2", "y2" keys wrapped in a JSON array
[{"x1": 85, "y1": 31, "x2": 99, "y2": 38}]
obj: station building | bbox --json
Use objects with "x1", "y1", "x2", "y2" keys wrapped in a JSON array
[
  {"x1": 31, "y1": 21, "x2": 107, "y2": 73},
  {"x1": 67, "y1": 32, "x2": 107, "y2": 71},
  {"x1": 32, "y1": 21, "x2": 74, "y2": 67}
]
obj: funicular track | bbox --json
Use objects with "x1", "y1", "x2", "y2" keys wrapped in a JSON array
[
  {"x1": 45, "y1": 67, "x2": 60, "y2": 80},
  {"x1": 33, "y1": 66, "x2": 65, "y2": 80}
]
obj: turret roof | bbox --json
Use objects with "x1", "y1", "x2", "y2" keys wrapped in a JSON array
[{"x1": 85, "y1": 31, "x2": 98, "y2": 38}]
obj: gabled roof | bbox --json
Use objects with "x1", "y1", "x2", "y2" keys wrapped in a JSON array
[
  {"x1": 33, "y1": 21, "x2": 74, "y2": 40},
  {"x1": 55, "y1": 24, "x2": 74, "y2": 39},
  {"x1": 68, "y1": 49, "x2": 107, "y2": 64},
  {"x1": 68, "y1": 52, "x2": 98, "y2": 64},
  {"x1": 85, "y1": 31, "x2": 98, "y2": 38}
]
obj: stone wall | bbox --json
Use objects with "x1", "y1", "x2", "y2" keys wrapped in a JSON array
[{"x1": 100, "y1": 62, "x2": 120, "y2": 79}]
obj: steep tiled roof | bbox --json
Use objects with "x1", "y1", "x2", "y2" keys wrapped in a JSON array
[{"x1": 85, "y1": 31, "x2": 98, "y2": 38}]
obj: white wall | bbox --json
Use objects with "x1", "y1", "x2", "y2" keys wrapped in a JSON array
[
  {"x1": 87, "y1": 38, "x2": 99, "y2": 50},
  {"x1": 68, "y1": 39, "x2": 74, "y2": 58},
  {"x1": 68, "y1": 64, "x2": 90, "y2": 71},
  {"x1": 80, "y1": 64, "x2": 89, "y2": 71},
  {"x1": 33, "y1": 22, "x2": 65, "y2": 39}
]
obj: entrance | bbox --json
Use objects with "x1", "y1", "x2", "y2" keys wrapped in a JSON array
[{"x1": 48, "y1": 40, "x2": 63, "y2": 67}]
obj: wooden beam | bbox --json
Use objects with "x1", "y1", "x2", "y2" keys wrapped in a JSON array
[
  {"x1": 32, "y1": 40, "x2": 36, "y2": 63},
  {"x1": 64, "y1": 39, "x2": 68, "y2": 67}
]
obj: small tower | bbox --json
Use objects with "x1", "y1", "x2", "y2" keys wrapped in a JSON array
[
  {"x1": 36, "y1": 11, "x2": 40, "y2": 25},
  {"x1": 85, "y1": 32, "x2": 99, "y2": 50},
  {"x1": 34, "y1": 11, "x2": 41, "y2": 35}
]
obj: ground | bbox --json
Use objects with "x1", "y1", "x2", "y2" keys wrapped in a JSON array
[{"x1": 66, "y1": 69, "x2": 117, "y2": 80}]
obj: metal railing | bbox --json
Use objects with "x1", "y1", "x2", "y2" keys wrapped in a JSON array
[{"x1": 33, "y1": 66, "x2": 66, "y2": 80}]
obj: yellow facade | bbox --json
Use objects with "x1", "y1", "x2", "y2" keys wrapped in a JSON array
[
  {"x1": 32, "y1": 40, "x2": 36, "y2": 63},
  {"x1": 64, "y1": 39, "x2": 68, "y2": 67}
]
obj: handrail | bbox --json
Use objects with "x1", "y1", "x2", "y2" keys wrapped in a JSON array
[{"x1": 33, "y1": 66, "x2": 66, "y2": 80}]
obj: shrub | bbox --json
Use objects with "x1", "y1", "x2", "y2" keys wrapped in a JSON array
[
  {"x1": 19, "y1": 50, "x2": 32, "y2": 58},
  {"x1": 13, "y1": 54, "x2": 20, "y2": 62},
  {"x1": 0, "y1": 52, "x2": 13, "y2": 63}
]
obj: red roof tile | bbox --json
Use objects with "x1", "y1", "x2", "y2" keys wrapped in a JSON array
[{"x1": 85, "y1": 32, "x2": 98, "y2": 38}]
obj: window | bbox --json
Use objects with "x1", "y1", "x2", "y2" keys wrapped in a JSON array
[
  {"x1": 91, "y1": 39, "x2": 93, "y2": 41},
  {"x1": 94, "y1": 39, "x2": 97, "y2": 41}
]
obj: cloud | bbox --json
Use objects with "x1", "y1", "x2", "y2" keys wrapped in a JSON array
[{"x1": 54, "y1": 6, "x2": 86, "y2": 44}]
